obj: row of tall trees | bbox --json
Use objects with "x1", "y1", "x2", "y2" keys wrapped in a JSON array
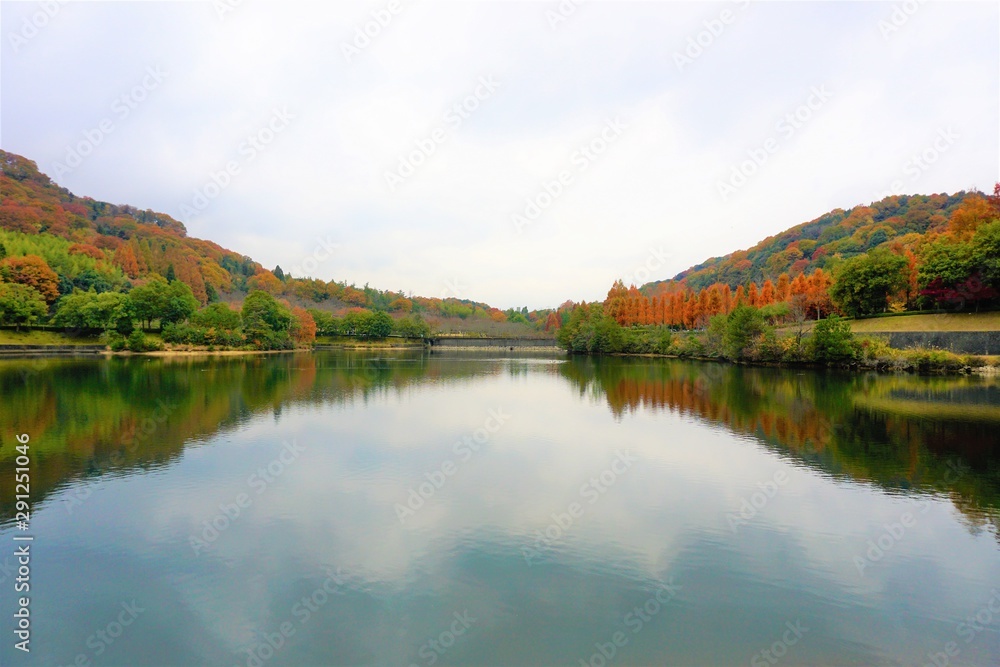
[{"x1": 605, "y1": 268, "x2": 834, "y2": 330}]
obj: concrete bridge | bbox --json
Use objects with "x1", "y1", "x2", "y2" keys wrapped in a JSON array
[{"x1": 428, "y1": 337, "x2": 560, "y2": 350}]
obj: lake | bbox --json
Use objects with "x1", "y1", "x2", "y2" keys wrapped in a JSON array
[{"x1": 1, "y1": 351, "x2": 999, "y2": 666}]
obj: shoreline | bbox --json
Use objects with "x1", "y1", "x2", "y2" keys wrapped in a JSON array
[
  {"x1": 1, "y1": 341, "x2": 997, "y2": 375},
  {"x1": 566, "y1": 350, "x2": 1000, "y2": 376}
]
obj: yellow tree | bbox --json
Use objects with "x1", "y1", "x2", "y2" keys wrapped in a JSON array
[{"x1": 949, "y1": 194, "x2": 994, "y2": 239}]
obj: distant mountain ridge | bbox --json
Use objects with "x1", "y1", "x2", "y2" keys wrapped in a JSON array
[{"x1": 641, "y1": 191, "x2": 973, "y2": 295}]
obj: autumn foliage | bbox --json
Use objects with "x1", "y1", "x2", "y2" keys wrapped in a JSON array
[{"x1": 0, "y1": 254, "x2": 61, "y2": 302}]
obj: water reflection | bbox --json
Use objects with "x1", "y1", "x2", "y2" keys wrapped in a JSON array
[
  {"x1": 0, "y1": 352, "x2": 997, "y2": 666},
  {"x1": 4, "y1": 352, "x2": 997, "y2": 529}
]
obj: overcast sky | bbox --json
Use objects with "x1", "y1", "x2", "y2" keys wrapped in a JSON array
[{"x1": 2, "y1": 1, "x2": 997, "y2": 309}]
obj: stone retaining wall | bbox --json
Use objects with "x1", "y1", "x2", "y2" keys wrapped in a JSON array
[{"x1": 886, "y1": 331, "x2": 1000, "y2": 355}]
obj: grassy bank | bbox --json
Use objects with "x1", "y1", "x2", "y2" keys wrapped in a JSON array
[
  {"x1": 314, "y1": 336, "x2": 427, "y2": 349},
  {"x1": 0, "y1": 329, "x2": 103, "y2": 346},
  {"x1": 0, "y1": 327, "x2": 430, "y2": 352},
  {"x1": 779, "y1": 311, "x2": 1000, "y2": 334}
]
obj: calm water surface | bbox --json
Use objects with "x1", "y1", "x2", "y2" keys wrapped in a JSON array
[{"x1": 1, "y1": 351, "x2": 998, "y2": 666}]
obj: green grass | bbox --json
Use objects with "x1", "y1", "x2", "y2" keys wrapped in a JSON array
[
  {"x1": 0, "y1": 329, "x2": 103, "y2": 346},
  {"x1": 780, "y1": 311, "x2": 1000, "y2": 334},
  {"x1": 848, "y1": 311, "x2": 1000, "y2": 332}
]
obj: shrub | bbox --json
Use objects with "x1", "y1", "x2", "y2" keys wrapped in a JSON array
[
  {"x1": 811, "y1": 315, "x2": 856, "y2": 362},
  {"x1": 904, "y1": 348, "x2": 965, "y2": 372},
  {"x1": 856, "y1": 335, "x2": 897, "y2": 362},
  {"x1": 673, "y1": 332, "x2": 706, "y2": 357},
  {"x1": 749, "y1": 329, "x2": 784, "y2": 362},
  {"x1": 126, "y1": 330, "x2": 163, "y2": 352},
  {"x1": 961, "y1": 355, "x2": 986, "y2": 368},
  {"x1": 241, "y1": 291, "x2": 292, "y2": 349},
  {"x1": 722, "y1": 305, "x2": 766, "y2": 360},
  {"x1": 102, "y1": 331, "x2": 127, "y2": 351}
]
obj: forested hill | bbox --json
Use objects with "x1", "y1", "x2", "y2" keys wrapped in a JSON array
[
  {"x1": 0, "y1": 150, "x2": 543, "y2": 331},
  {"x1": 642, "y1": 191, "x2": 974, "y2": 295}
]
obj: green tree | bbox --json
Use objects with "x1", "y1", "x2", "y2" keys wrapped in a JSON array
[
  {"x1": 588, "y1": 314, "x2": 625, "y2": 353},
  {"x1": 190, "y1": 302, "x2": 242, "y2": 331},
  {"x1": 722, "y1": 304, "x2": 765, "y2": 360},
  {"x1": 362, "y1": 311, "x2": 394, "y2": 339},
  {"x1": 918, "y1": 239, "x2": 974, "y2": 290},
  {"x1": 706, "y1": 313, "x2": 728, "y2": 355},
  {"x1": 811, "y1": 315, "x2": 855, "y2": 362},
  {"x1": 830, "y1": 249, "x2": 908, "y2": 317},
  {"x1": 165, "y1": 263, "x2": 176, "y2": 282},
  {"x1": 0, "y1": 282, "x2": 47, "y2": 328},
  {"x1": 241, "y1": 290, "x2": 292, "y2": 349},
  {"x1": 555, "y1": 305, "x2": 625, "y2": 353},
  {"x1": 307, "y1": 309, "x2": 338, "y2": 336},
  {"x1": 53, "y1": 290, "x2": 133, "y2": 332},
  {"x1": 341, "y1": 310, "x2": 370, "y2": 336},
  {"x1": 971, "y1": 221, "x2": 1000, "y2": 288},
  {"x1": 72, "y1": 269, "x2": 114, "y2": 294},
  {"x1": 161, "y1": 280, "x2": 199, "y2": 325},
  {"x1": 129, "y1": 276, "x2": 170, "y2": 329},
  {"x1": 393, "y1": 314, "x2": 430, "y2": 338}
]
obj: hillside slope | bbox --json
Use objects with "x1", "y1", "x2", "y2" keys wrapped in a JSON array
[{"x1": 642, "y1": 192, "x2": 973, "y2": 295}]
